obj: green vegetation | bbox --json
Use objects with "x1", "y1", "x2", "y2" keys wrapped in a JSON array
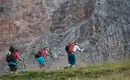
[{"x1": 1, "y1": 61, "x2": 130, "y2": 80}]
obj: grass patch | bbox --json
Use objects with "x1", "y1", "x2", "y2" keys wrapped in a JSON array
[{"x1": 1, "y1": 61, "x2": 130, "y2": 80}]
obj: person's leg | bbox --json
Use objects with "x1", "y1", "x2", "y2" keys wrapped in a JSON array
[
  {"x1": 37, "y1": 58, "x2": 41, "y2": 69},
  {"x1": 12, "y1": 65, "x2": 17, "y2": 72},
  {"x1": 9, "y1": 64, "x2": 13, "y2": 72},
  {"x1": 37, "y1": 57, "x2": 42, "y2": 69},
  {"x1": 9, "y1": 64, "x2": 17, "y2": 72},
  {"x1": 71, "y1": 53, "x2": 76, "y2": 68},
  {"x1": 16, "y1": 60, "x2": 20, "y2": 70},
  {"x1": 37, "y1": 57, "x2": 46, "y2": 69},
  {"x1": 67, "y1": 54, "x2": 72, "y2": 67},
  {"x1": 39, "y1": 65, "x2": 44, "y2": 69},
  {"x1": 41, "y1": 57, "x2": 46, "y2": 69}
]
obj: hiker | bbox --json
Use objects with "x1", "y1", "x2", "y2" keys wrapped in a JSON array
[
  {"x1": 35, "y1": 48, "x2": 50, "y2": 69},
  {"x1": 6, "y1": 47, "x2": 24, "y2": 73},
  {"x1": 65, "y1": 42, "x2": 84, "y2": 68}
]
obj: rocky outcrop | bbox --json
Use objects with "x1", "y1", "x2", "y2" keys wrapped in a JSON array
[
  {"x1": 83, "y1": 0, "x2": 130, "y2": 64},
  {"x1": 46, "y1": 0, "x2": 130, "y2": 64}
]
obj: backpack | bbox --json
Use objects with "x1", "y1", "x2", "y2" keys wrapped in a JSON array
[
  {"x1": 65, "y1": 43, "x2": 76, "y2": 53},
  {"x1": 35, "y1": 50, "x2": 42, "y2": 58},
  {"x1": 6, "y1": 53, "x2": 16, "y2": 63}
]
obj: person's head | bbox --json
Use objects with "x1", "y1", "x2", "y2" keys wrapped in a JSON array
[
  {"x1": 15, "y1": 49, "x2": 19, "y2": 52},
  {"x1": 38, "y1": 48, "x2": 41, "y2": 50},
  {"x1": 9, "y1": 46, "x2": 15, "y2": 53},
  {"x1": 44, "y1": 47, "x2": 50, "y2": 51},
  {"x1": 46, "y1": 48, "x2": 50, "y2": 51},
  {"x1": 38, "y1": 48, "x2": 43, "y2": 52}
]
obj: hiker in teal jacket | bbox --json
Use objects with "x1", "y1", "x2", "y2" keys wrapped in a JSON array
[{"x1": 35, "y1": 48, "x2": 50, "y2": 69}]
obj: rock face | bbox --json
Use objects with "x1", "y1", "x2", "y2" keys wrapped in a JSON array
[
  {"x1": 85, "y1": 0, "x2": 130, "y2": 64},
  {"x1": 0, "y1": 0, "x2": 130, "y2": 70}
]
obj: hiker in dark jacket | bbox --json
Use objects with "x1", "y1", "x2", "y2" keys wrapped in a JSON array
[{"x1": 6, "y1": 47, "x2": 24, "y2": 72}]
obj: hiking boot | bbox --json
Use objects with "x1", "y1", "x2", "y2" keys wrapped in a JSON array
[
  {"x1": 14, "y1": 71, "x2": 18, "y2": 74},
  {"x1": 10, "y1": 71, "x2": 14, "y2": 73},
  {"x1": 64, "y1": 65, "x2": 70, "y2": 69},
  {"x1": 66, "y1": 64, "x2": 71, "y2": 67},
  {"x1": 71, "y1": 65, "x2": 75, "y2": 68}
]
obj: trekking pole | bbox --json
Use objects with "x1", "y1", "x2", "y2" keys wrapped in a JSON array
[
  {"x1": 22, "y1": 58, "x2": 28, "y2": 69},
  {"x1": 19, "y1": 57, "x2": 28, "y2": 72},
  {"x1": 20, "y1": 61, "x2": 28, "y2": 72}
]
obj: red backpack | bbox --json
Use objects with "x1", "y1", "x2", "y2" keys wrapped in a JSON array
[
  {"x1": 35, "y1": 49, "x2": 47, "y2": 58},
  {"x1": 65, "y1": 43, "x2": 76, "y2": 54}
]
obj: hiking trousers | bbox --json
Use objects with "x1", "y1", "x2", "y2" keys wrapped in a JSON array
[
  {"x1": 8, "y1": 62, "x2": 17, "y2": 71},
  {"x1": 37, "y1": 56, "x2": 46, "y2": 65},
  {"x1": 68, "y1": 53, "x2": 76, "y2": 65}
]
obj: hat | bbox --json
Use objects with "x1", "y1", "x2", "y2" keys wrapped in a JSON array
[{"x1": 74, "y1": 41, "x2": 78, "y2": 45}]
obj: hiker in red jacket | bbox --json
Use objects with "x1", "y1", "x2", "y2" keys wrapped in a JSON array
[{"x1": 14, "y1": 49, "x2": 23, "y2": 61}]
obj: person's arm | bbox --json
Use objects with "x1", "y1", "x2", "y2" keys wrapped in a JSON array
[
  {"x1": 15, "y1": 52, "x2": 24, "y2": 62},
  {"x1": 17, "y1": 55, "x2": 24, "y2": 62},
  {"x1": 45, "y1": 50, "x2": 50, "y2": 56},
  {"x1": 76, "y1": 46, "x2": 84, "y2": 52}
]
